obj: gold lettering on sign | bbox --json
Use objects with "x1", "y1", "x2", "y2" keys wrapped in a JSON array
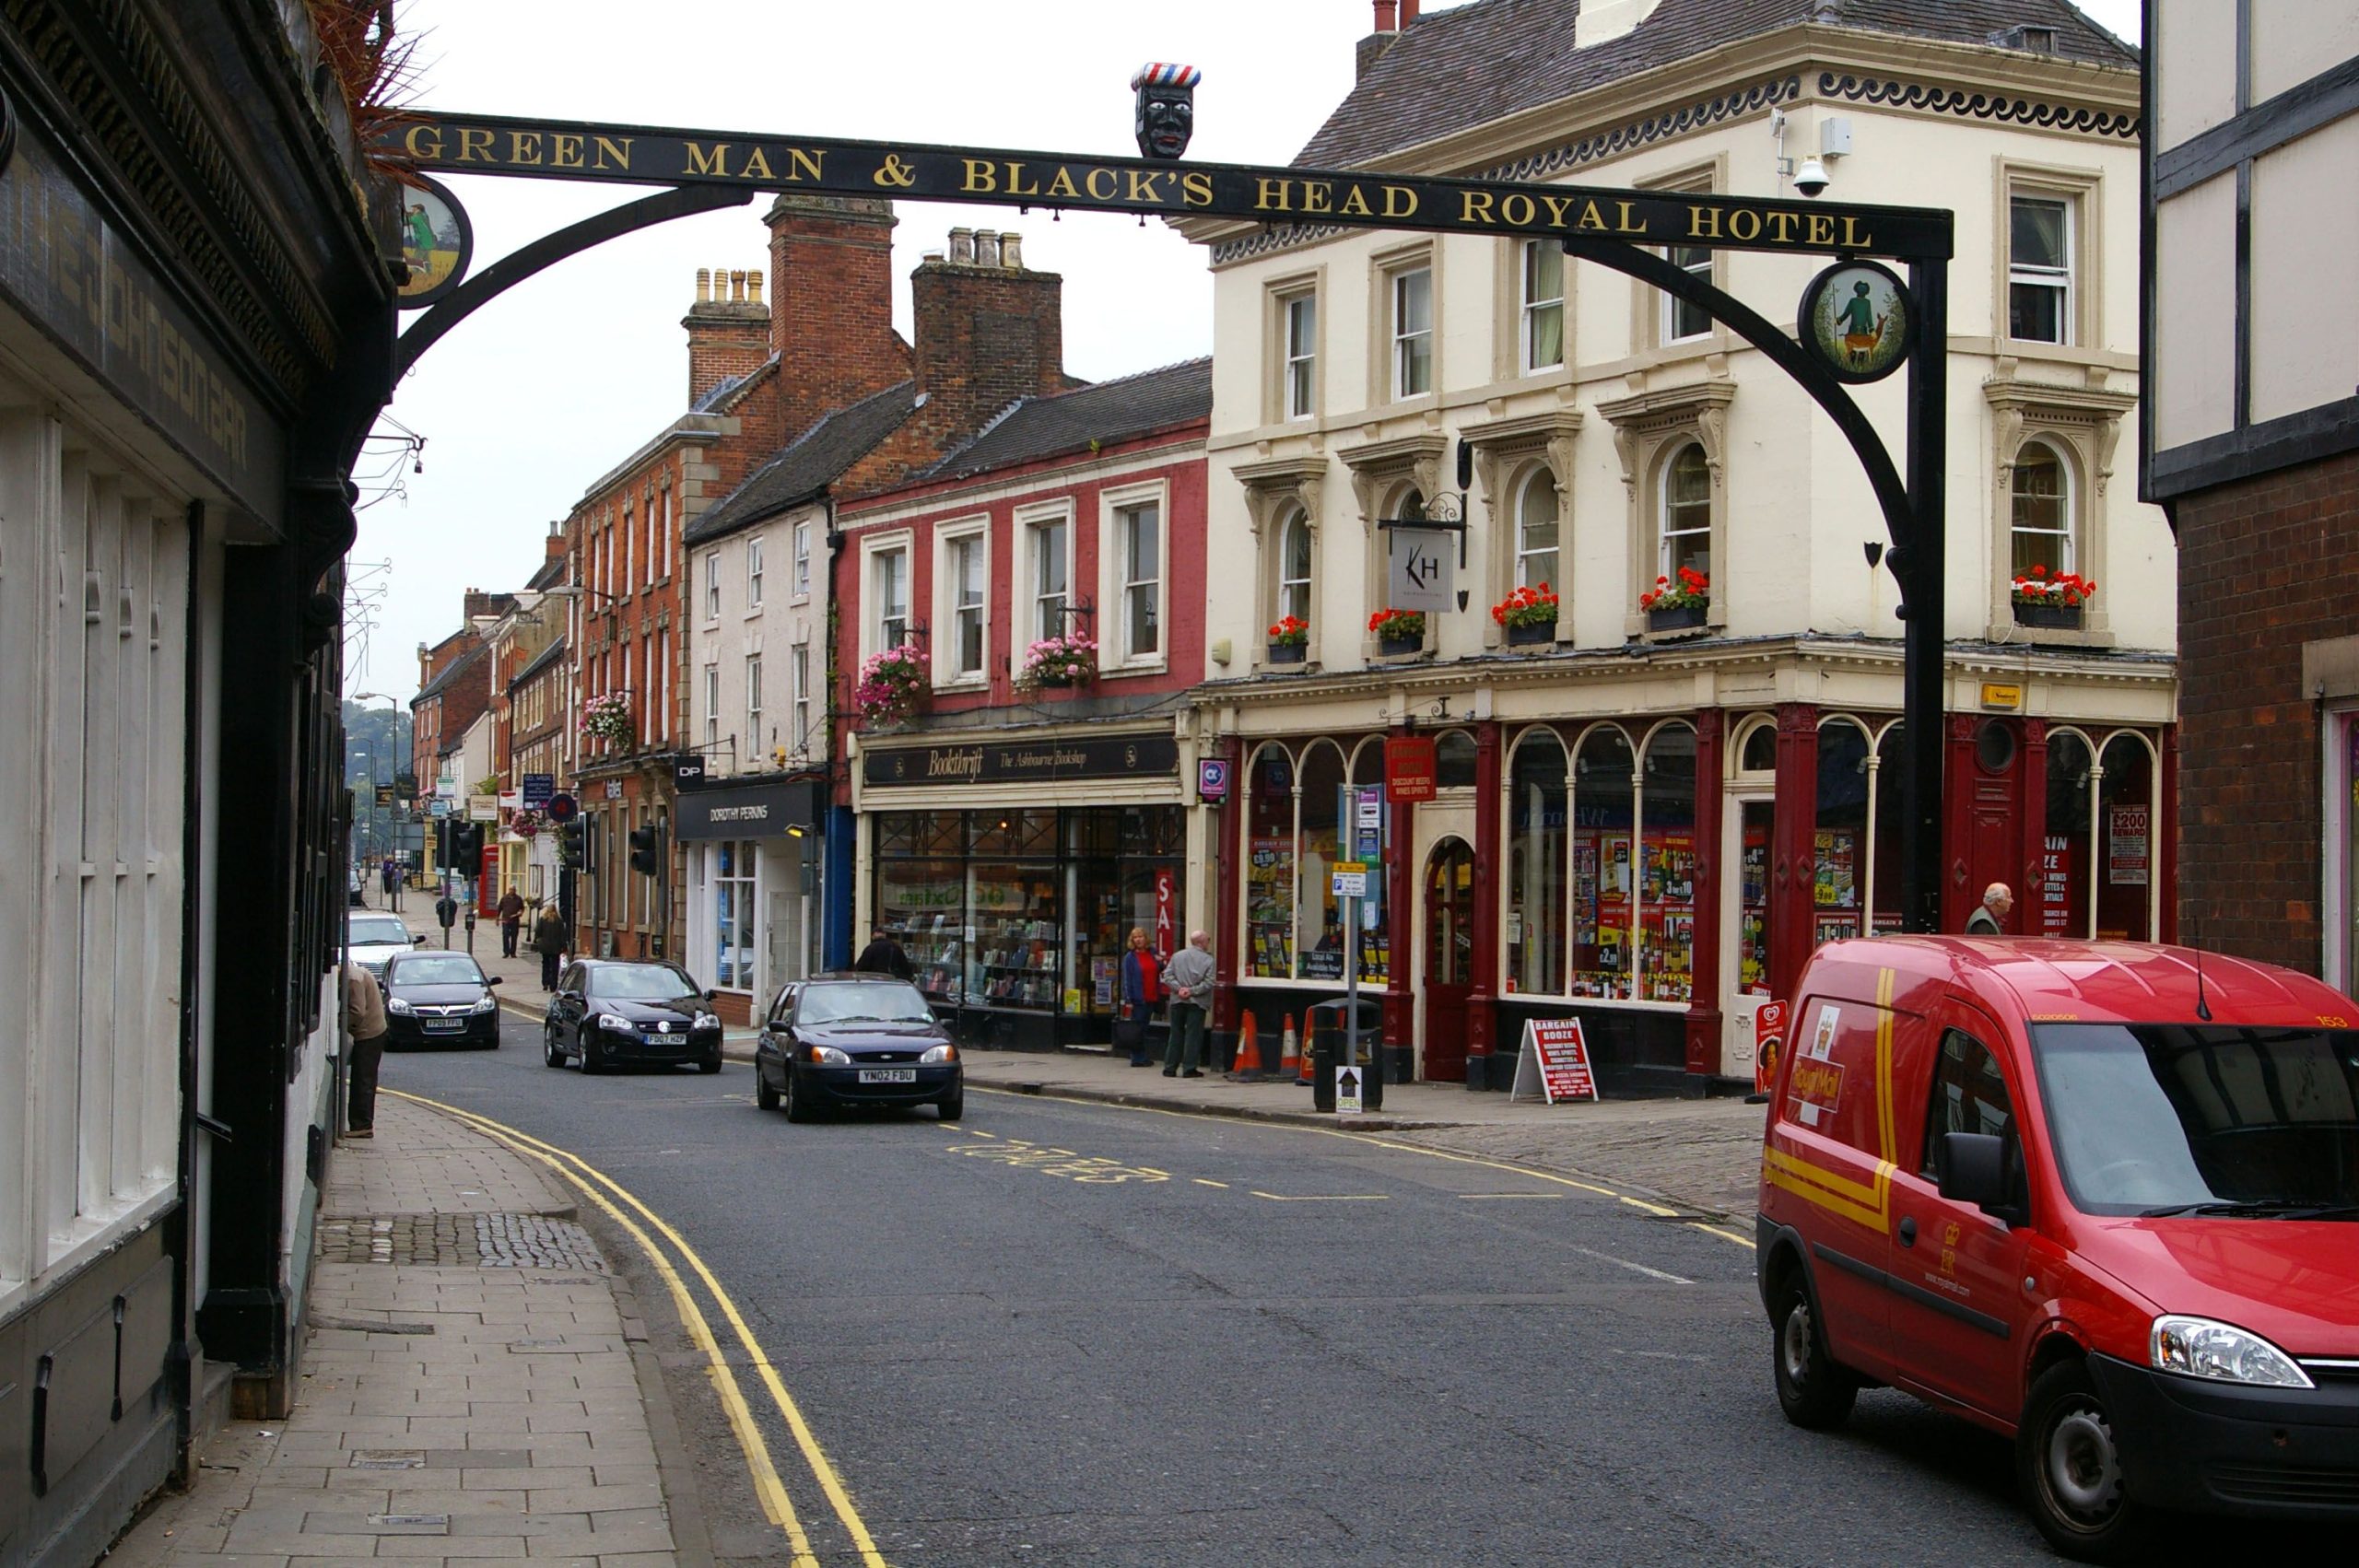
[
  {"x1": 684, "y1": 141, "x2": 732, "y2": 177},
  {"x1": 1688, "y1": 205, "x2": 1722, "y2": 240},
  {"x1": 1003, "y1": 163, "x2": 1042, "y2": 198},
  {"x1": 1085, "y1": 168, "x2": 1118, "y2": 201},
  {"x1": 509, "y1": 131, "x2": 543, "y2": 165},
  {"x1": 1730, "y1": 209, "x2": 1761, "y2": 242},
  {"x1": 1806, "y1": 214, "x2": 1837, "y2": 247},
  {"x1": 739, "y1": 146, "x2": 776, "y2": 180},
  {"x1": 1459, "y1": 191, "x2": 1494, "y2": 224},
  {"x1": 1614, "y1": 200, "x2": 1649, "y2": 235},
  {"x1": 405, "y1": 124, "x2": 445, "y2": 161},
  {"x1": 551, "y1": 134, "x2": 584, "y2": 169},
  {"x1": 1499, "y1": 193, "x2": 1534, "y2": 228},
  {"x1": 1044, "y1": 167, "x2": 1082, "y2": 200},
  {"x1": 1180, "y1": 170, "x2": 1215, "y2": 206},
  {"x1": 1339, "y1": 185, "x2": 1373, "y2": 217},
  {"x1": 1577, "y1": 198, "x2": 1608, "y2": 230},
  {"x1": 1256, "y1": 176, "x2": 1292, "y2": 213},
  {"x1": 1382, "y1": 185, "x2": 1416, "y2": 218},
  {"x1": 784, "y1": 146, "x2": 824, "y2": 182},
  {"x1": 1126, "y1": 169, "x2": 1166, "y2": 204},
  {"x1": 1840, "y1": 216, "x2": 1874, "y2": 250},
  {"x1": 962, "y1": 158, "x2": 997, "y2": 193},
  {"x1": 455, "y1": 127, "x2": 494, "y2": 163}
]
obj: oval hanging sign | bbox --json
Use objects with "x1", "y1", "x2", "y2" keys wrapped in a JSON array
[
  {"x1": 1799, "y1": 259, "x2": 1913, "y2": 383},
  {"x1": 393, "y1": 174, "x2": 473, "y2": 309}
]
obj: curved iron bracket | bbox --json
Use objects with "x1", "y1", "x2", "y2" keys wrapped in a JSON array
[{"x1": 393, "y1": 183, "x2": 757, "y2": 384}]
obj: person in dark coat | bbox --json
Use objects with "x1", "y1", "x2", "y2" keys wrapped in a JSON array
[
  {"x1": 498, "y1": 887, "x2": 527, "y2": 957},
  {"x1": 531, "y1": 902, "x2": 572, "y2": 990},
  {"x1": 853, "y1": 926, "x2": 912, "y2": 979}
]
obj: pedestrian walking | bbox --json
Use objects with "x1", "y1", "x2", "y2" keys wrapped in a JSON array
[
  {"x1": 1118, "y1": 926, "x2": 1162, "y2": 1068},
  {"x1": 342, "y1": 959, "x2": 389, "y2": 1138},
  {"x1": 532, "y1": 900, "x2": 572, "y2": 990},
  {"x1": 1966, "y1": 881, "x2": 2013, "y2": 935},
  {"x1": 853, "y1": 925, "x2": 912, "y2": 979},
  {"x1": 381, "y1": 856, "x2": 400, "y2": 910},
  {"x1": 498, "y1": 886, "x2": 526, "y2": 957},
  {"x1": 1160, "y1": 929, "x2": 1215, "y2": 1078}
]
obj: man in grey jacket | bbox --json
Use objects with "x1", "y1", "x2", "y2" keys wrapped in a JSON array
[{"x1": 1161, "y1": 930, "x2": 1216, "y2": 1078}]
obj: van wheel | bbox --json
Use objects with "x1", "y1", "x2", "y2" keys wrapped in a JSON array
[
  {"x1": 2018, "y1": 1361, "x2": 2157, "y2": 1563},
  {"x1": 1771, "y1": 1275, "x2": 1858, "y2": 1429}
]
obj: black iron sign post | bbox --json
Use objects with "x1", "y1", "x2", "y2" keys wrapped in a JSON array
[{"x1": 377, "y1": 109, "x2": 1954, "y2": 932}]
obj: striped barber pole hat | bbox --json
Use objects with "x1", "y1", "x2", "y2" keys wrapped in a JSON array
[{"x1": 1130, "y1": 63, "x2": 1203, "y2": 90}]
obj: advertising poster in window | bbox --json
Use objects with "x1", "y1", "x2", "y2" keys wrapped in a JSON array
[
  {"x1": 1813, "y1": 829, "x2": 1857, "y2": 908},
  {"x1": 2039, "y1": 835, "x2": 2076, "y2": 936},
  {"x1": 2107, "y1": 805, "x2": 2149, "y2": 885}
]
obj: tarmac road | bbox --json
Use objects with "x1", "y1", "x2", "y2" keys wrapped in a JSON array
[{"x1": 373, "y1": 1011, "x2": 2331, "y2": 1567}]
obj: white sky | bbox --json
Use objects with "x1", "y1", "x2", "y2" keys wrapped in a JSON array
[{"x1": 349, "y1": 0, "x2": 2142, "y2": 701}]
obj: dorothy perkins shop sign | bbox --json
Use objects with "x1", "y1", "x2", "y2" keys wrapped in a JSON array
[{"x1": 864, "y1": 734, "x2": 1179, "y2": 790}]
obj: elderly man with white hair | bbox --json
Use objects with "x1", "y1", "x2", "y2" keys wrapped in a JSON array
[
  {"x1": 1161, "y1": 929, "x2": 1216, "y2": 1078},
  {"x1": 1966, "y1": 882, "x2": 2013, "y2": 935}
]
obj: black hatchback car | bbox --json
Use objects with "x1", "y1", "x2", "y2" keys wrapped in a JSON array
[
  {"x1": 755, "y1": 975, "x2": 960, "y2": 1121},
  {"x1": 544, "y1": 959, "x2": 723, "y2": 1074},
  {"x1": 381, "y1": 950, "x2": 502, "y2": 1048}
]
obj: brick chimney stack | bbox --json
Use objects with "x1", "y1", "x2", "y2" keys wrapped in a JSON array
[
  {"x1": 768, "y1": 193, "x2": 910, "y2": 439},
  {"x1": 682, "y1": 263, "x2": 770, "y2": 406},
  {"x1": 909, "y1": 226, "x2": 1065, "y2": 451},
  {"x1": 1359, "y1": 0, "x2": 1402, "y2": 77},
  {"x1": 546, "y1": 519, "x2": 566, "y2": 562}
]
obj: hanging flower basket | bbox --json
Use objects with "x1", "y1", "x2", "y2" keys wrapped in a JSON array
[
  {"x1": 855, "y1": 644, "x2": 929, "y2": 726},
  {"x1": 1369, "y1": 607, "x2": 1426, "y2": 657},
  {"x1": 1640, "y1": 568, "x2": 1709, "y2": 631},
  {"x1": 1018, "y1": 633, "x2": 1097, "y2": 691},
  {"x1": 2012, "y1": 567, "x2": 2094, "y2": 629},
  {"x1": 580, "y1": 692, "x2": 634, "y2": 745},
  {"x1": 1267, "y1": 615, "x2": 1309, "y2": 664}
]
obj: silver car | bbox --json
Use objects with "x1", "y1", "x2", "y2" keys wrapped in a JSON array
[{"x1": 346, "y1": 910, "x2": 423, "y2": 977}]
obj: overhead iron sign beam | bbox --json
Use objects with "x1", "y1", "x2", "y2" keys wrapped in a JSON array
[{"x1": 381, "y1": 111, "x2": 1953, "y2": 262}]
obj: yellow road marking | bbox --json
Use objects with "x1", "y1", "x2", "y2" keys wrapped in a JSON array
[
  {"x1": 1249, "y1": 1191, "x2": 1390, "y2": 1201},
  {"x1": 1459, "y1": 1192, "x2": 1565, "y2": 1199},
  {"x1": 387, "y1": 1091, "x2": 889, "y2": 1568},
  {"x1": 381, "y1": 1092, "x2": 812, "y2": 1562},
  {"x1": 1192, "y1": 1178, "x2": 1229, "y2": 1188}
]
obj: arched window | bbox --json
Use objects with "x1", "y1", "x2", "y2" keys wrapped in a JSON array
[
  {"x1": 1736, "y1": 718, "x2": 1778, "y2": 776},
  {"x1": 1508, "y1": 730, "x2": 1568, "y2": 996},
  {"x1": 1814, "y1": 720, "x2": 1872, "y2": 944},
  {"x1": 1435, "y1": 730, "x2": 1478, "y2": 789},
  {"x1": 1571, "y1": 726, "x2": 1636, "y2": 999},
  {"x1": 1639, "y1": 723, "x2": 1698, "y2": 1000},
  {"x1": 1516, "y1": 469, "x2": 1560, "y2": 590},
  {"x1": 1245, "y1": 744, "x2": 1296, "y2": 977},
  {"x1": 1661, "y1": 444, "x2": 1711, "y2": 582},
  {"x1": 2011, "y1": 441, "x2": 2072, "y2": 578},
  {"x1": 2042, "y1": 730, "x2": 2095, "y2": 938},
  {"x1": 2096, "y1": 732, "x2": 2157, "y2": 940},
  {"x1": 1296, "y1": 743, "x2": 1347, "y2": 977},
  {"x1": 1871, "y1": 722, "x2": 1907, "y2": 934},
  {"x1": 1277, "y1": 510, "x2": 1312, "y2": 625}
]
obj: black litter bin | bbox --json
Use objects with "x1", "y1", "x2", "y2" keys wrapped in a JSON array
[{"x1": 1308, "y1": 998, "x2": 1385, "y2": 1112}]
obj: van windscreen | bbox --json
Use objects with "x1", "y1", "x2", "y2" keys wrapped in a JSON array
[{"x1": 2032, "y1": 1024, "x2": 2359, "y2": 1218}]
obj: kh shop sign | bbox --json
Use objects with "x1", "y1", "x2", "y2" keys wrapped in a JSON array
[
  {"x1": 383, "y1": 111, "x2": 1945, "y2": 259},
  {"x1": 864, "y1": 734, "x2": 1180, "y2": 789}
]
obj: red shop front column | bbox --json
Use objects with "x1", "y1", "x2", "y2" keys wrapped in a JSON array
[
  {"x1": 1768, "y1": 703, "x2": 1819, "y2": 1003},
  {"x1": 1465, "y1": 721, "x2": 1502, "y2": 1086},
  {"x1": 1386, "y1": 731, "x2": 1415, "y2": 1081},
  {"x1": 1209, "y1": 733, "x2": 1244, "y2": 1053},
  {"x1": 1685, "y1": 709, "x2": 1725, "y2": 1078}
]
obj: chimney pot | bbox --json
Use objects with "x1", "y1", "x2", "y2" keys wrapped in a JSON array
[
  {"x1": 974, "y1": 228, "x2": 1000, "y2": 267},
  {"x1": 1374, "y1": 0, "x2": 1398, "y2": 31},
  {"x1": 732, "y1": 269, "x2": 747, "y2": 302},
  {"x1": 695, "y1": 267, "x2": 710, "y2": 303},
  {"x1": 948, "y1": 227, "x2": 974, "y2": 264},
  {"x1": 1401, "y1": 0, "x2": 1420, "y2": 21},
  {"x1": 748, "y1": 270, "x2": 764, "y2": 304},
  {"x1": 1001, "y1": 232, "x2": 1024, "y2": 269}
]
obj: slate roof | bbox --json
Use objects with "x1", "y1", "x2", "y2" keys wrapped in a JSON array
[
  {"x1": 684, "y1": 380, "x2": 921, "y2": 545},
  {"x1": 415, "y1": 641, "x2": 487, "y2": 704},
  {"x1": 510, "y1": 633, "x2": 567, "y2": 691},
  {"x1": 1297, "y1": 0, "x2": 2139, "y2": 169},
  {"x1": 921, "y1": 358, "x2": 1211, "y2": 482}
]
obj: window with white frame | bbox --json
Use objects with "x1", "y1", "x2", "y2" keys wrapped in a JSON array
[
  {"x1": 2009, "y1": 193, "x2": 2073, "y2": 345},
  {"x1": 1391, "y1": 264, "x2": 1433, "y2": 399},
  {"x1": 649, "y1": 492, "x2": 664, "y2": 586},
  {"x1": 950, "y1": 532, "x2": 986, "y2": 676},
  {"x1": 1665, "y1": 242, "x2": 1714, "y2": 341},
  {"x1": 703, "y1": 662, "x2": 719, "y2": 748},
  {"x1": 792, "y1": 521, "x2": 811, "y2": 596},
  {"x1": 713, "y1": 839, "x2": 755, "y2": 990},
  {"x1": 1277, "y1": 510, "x2": 1312, "y2": 625},
  {"x1": 792, "y1": 642, "x2": 811, "y2": 754},
  {"x1": 2011, "y1": 442, "x2": 2073, "y2": 576},
  {"x1": 745, "y1": 653, "x2": 763, "y2": 755},
  {"x1": 1028, "y1": 516, "x2": 1068, "y2": 641},
  {"x1": 1661, "y1": 444, "x2": 1712, "y2": 581},
  {"x1": 1516, "y1": 469, "x2": 1560, "y2": 589},
  {"x1": 1283, "y1": 291, "x2": 1318, "y2": 420},
  {"x1": 704, "y1": 551, "x2": 721, "y2": 619},
  {"x1": 622, "y1": 505, "x2": 636, "y2": 591},
  {"x1": 747, "y1": 535, "x2": 765, "y2": 608},
  {"x1": 875, "y1": 544, "x2": 910, "y2": 649},
  {"x1": 1521, "y1": 240, "x2": 1565, "y2": 371},
  {"x1": 1118, "y1": 499, "x2": 1161, "y2": 660}
]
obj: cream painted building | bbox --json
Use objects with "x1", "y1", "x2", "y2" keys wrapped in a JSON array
[{"x1": 1180, "y1": 0, "x2": 2173, "y2": 1089}]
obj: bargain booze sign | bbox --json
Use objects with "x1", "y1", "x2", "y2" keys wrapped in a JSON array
[{"x1": 1385, "y1": 736, "x2": 1438, "y2": 802}]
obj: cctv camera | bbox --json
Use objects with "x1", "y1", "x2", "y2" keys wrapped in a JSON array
[{"x1": 1792, "y1": 158, "x2": 1831, "y2": 197}]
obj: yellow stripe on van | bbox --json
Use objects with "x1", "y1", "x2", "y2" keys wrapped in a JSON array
[{"x1": 1761, "y1": 967, "x2": 1903, "y2": 1234}]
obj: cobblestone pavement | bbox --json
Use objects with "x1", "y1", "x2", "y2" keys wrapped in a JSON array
[{"x1": 108, "y1": 1096, "x2": 691, "y2": 1568}]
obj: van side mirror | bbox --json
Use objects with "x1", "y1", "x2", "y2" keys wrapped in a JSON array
[
  {"x1": 1938, "y1": 1131, "x2": 2027, "y2": 1225},
  {"x1": 705, "y1": 989, "x2": 718, "y2": 1001}
]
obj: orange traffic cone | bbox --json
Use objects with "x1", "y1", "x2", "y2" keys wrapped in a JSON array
[
  {"x1": 1275, "y1": 1013, "x2": 1301, "y2": 1080},
  {"x1": 1231, "y1": 1013, "x2": 1265, "y2": 1081}
]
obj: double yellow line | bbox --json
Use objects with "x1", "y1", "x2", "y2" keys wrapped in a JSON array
[{"x1": 385, "y1": 1090, "x2": 886, "y2": 1568}]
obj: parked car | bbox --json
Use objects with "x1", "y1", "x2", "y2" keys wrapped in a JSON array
[
  {"x1": 754, "y1": 974, "x2": 960, "y2": 1122},
  {"x1": 1756, "y1": 937, "x2": 2359, "y2": 1562},
  {"x1": 381, "y1": 950, "x2": 501, "y2": 1049},
  {"x1": 346, "y1": 909, "x2": 424, "y2": 976},
  {"x1": 543, "y1": 959, "x2": 722, "y2": 1074}
]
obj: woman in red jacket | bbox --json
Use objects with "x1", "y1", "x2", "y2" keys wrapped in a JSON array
[{"x1": 1118, "y1": 926, "x2": 1161, "y2": 1067}]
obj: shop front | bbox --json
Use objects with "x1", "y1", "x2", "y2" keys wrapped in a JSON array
[
  {"x1": 679, "y1": 774, "x2": 826, "y2": 1025},
  {"x1": 858, "y1": 731, "x2": 1188, "y2": 1050}
]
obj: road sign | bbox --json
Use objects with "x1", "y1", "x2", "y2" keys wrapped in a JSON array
[
  {"x1": 428, "y1": 798, "x2": 451, "y2": 819},
  {"x1": 522, "y1": 772, "x2": 555, "y2": 807},
  {"x1": 1331, "y1": 860, "x2": 1368, "y2": 898},
  {"x1": 545, "y1": 790, "x2": 578, "y2": 823},
  {"x1": 1387, "y1": 525, "x2": 1455, "y2": 613},
  {"x1": 1386, "y1": 735, "x2": 1438, "y2": 802},
  {"x1": 1508, "y1": 1018, "x2": 1601, "y2": 1104},
  {"x1": 1335, "y1": 1065, "x2": 1363, "y2": 1115}
]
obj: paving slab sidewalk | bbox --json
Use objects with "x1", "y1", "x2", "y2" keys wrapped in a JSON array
[{"x1": 109, "y1": 1097, "x2": 700, "y2": 1568}]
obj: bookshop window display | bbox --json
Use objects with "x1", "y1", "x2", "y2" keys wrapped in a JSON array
[
  {"x1": 1243, "y1": 738, "x2": 1392, "y2": 984},
  {"x1": 1507, "y1": 721, "x2": 1698, "y2": 1002},
  {"x1": 871, "y1": 806, "x2": 1187, "y2": 1024}
]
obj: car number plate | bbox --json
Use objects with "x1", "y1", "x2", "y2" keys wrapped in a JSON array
[
  {"x1": 423, "y1": 1019, "x2": 461, "y2": 1031},
  {"x1": 858, "y1": 1068, "x2": 917, "y2": 1083}
]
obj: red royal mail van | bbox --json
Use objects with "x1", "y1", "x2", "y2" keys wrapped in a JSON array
[{"x1": 1755, "y1": 938, "x2": 2359, "y2": 1562}]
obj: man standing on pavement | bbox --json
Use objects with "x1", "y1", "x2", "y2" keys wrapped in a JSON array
[
  {"x1": 342, "y1": 958, "x2": 389, "y2": 1138},
  {"x1": 1161, "y1": 929, "x2": 1215, "y2": 1078},
  {"x1": 532, "y1": 899, "x2": 572, "y2": 990},
  {"x1": 1966, "y1": 882, "x2": 2013, "y2": 935},
  {"x1": 498, "y1": 885, "x2": 526, "y2": 957},
  {"x1": 853, "y1": 925, "x2": 912, "y2": 979},
  {"x1": 381, "y1": 856, "x2": 401, "y2": 910}
]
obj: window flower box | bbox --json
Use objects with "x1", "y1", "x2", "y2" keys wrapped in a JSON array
[
  {"x1": 1639, "y1": 567, "x2": 1708, "y2": 633},
  {"x1": 1369, "y1": 607, "x2": 1425, "y2": 657},
  {"x1": 2012, "y1": 567, "x2": 2094, "y2": 630},
  {"x1": 1493, "y1": 584, "x2": 1559, "y2": 648},
  {"x1": 1267, "y1": 615, "x2": 1309, "y2": 664}
]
